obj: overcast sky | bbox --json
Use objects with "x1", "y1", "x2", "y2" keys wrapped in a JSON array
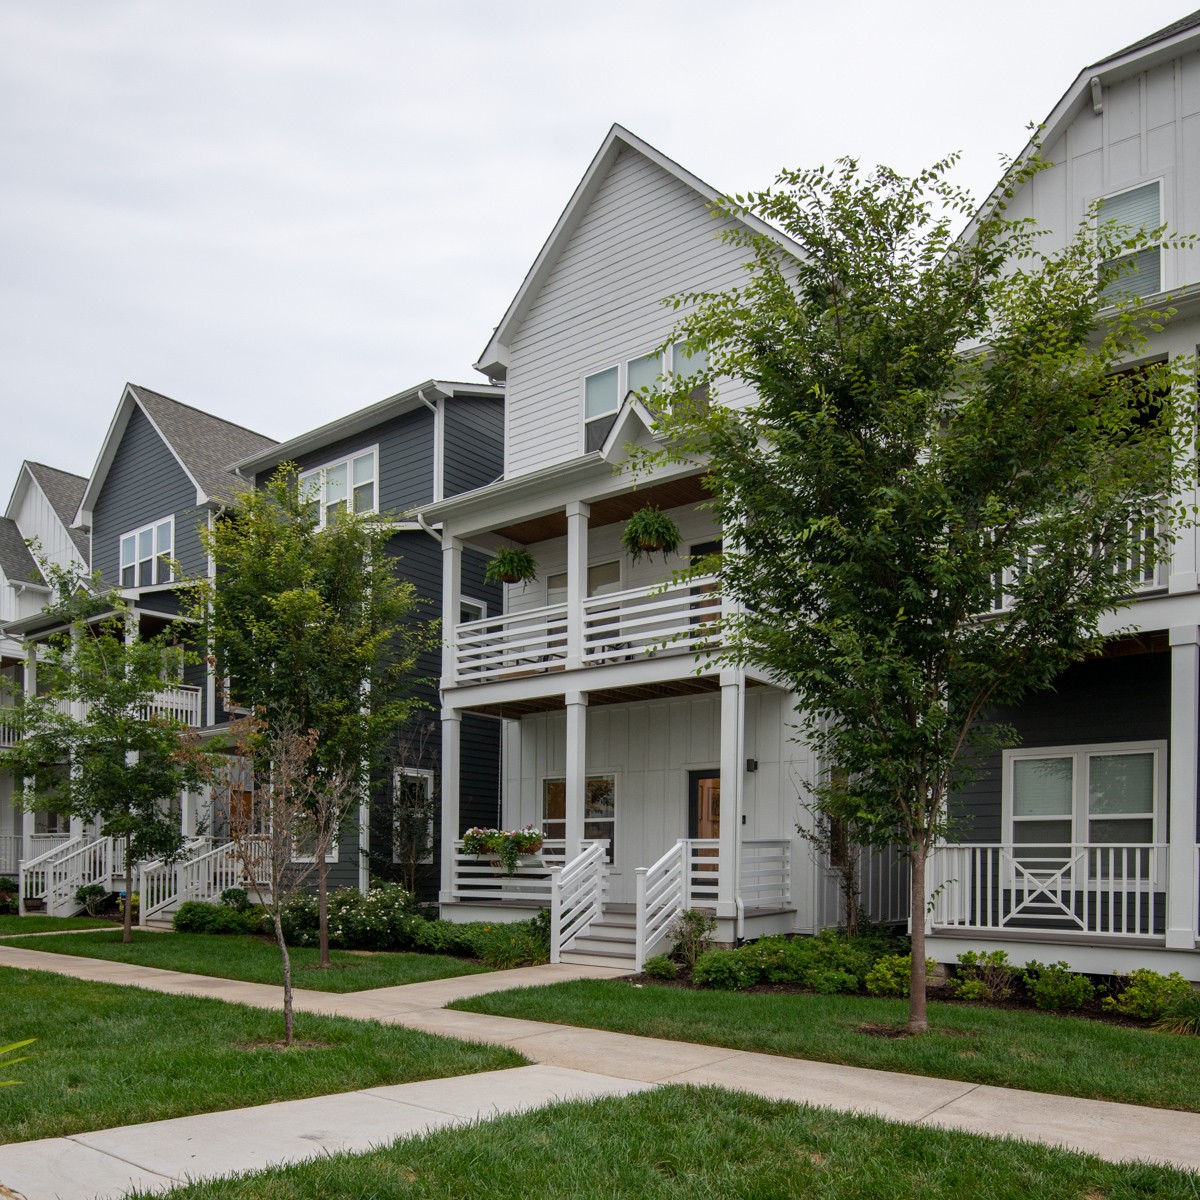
[{"x1": 0, "y1": 0, "x2": 1192, "y2": 494}]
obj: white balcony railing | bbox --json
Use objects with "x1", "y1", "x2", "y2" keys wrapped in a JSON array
[
  {"x1": 142, "y1": 684, "x2": 203, "y2": 728},
  {"x1": 0, "y1": 710, "x2": 18, "y2": 748},
  {"x1": 929, "y1": 843, "x2": 1168, "y2": 939},
  {"x1": 452, "y1": 577, "x2": 722, "y2": 686}
]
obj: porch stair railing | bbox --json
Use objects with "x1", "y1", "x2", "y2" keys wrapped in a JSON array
[
  {"x1": 138, "y1": 836, "x2": 215, "y2": 924},
  {"x1": 141, "y1": 837, "x2": 272, "y2": 923},
  {"x1": 20, "y1": 835, "x2": 114, "y2": 918},
  {"x1": 634, "y1": 840, "x2": 686, "y2": 971},
  {"x1": 550, "y1": 841, "x2": 608, "y2": 963}
]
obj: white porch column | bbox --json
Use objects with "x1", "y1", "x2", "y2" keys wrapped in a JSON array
[
  {"x1": 565, "y1": 502, "x2": 590, "y2": 670},
  {"x1": 564, "y1": 690, "x2": 588, "y2": 859},
  {"x1": 439, "y1": 707, "x2": 462, "y2": 905},
  {"x1": 441, "y1": 535, "x2": 462, "y2": 689},
  {"x1": 180, "y1": 789, "x2": 198, "y2": 838},
  {"x1": 21, "y1": 646, "x2": 36, "y2": 860},
  {"x1": 718, "y1": 668, "x2": 745, "y2": 921},
  {"x1": 1167, "y1": 625, "x2": 1200, "y2": 948}
]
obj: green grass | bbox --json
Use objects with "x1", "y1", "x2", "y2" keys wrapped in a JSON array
[
  {"x1": 0, "y1": 915, "x2": 118, "y2": 935},
  {"x1": 0, "y1": 966, "x2": 524, "y2": 1143},
  {"x1": 0, "y1": 929, "x2": 491, "y2": 991},
  {"x1": 451, "y1": 979, "x2": 1200, "y2": 1113},
  {"x1": 134, "y1": 1085, "x2": 1199, "y2": 1199}
]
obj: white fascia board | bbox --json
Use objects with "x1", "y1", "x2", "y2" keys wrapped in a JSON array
[
  {"x1": 599, "y1": 396, "x2": 665, "y2": 463},
  {"x1": 474, "y1": 124, "x2": 803, "y2": 377},
  {"x1": 3, "y1": 464, "x2": 32, "y2": 523}
]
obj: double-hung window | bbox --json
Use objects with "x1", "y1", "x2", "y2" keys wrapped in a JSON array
[
  {"x1": 299, "y1": 449, "x2": 377, "y2": 527},
  {"x1": 120, "y1": 518, "x2": 173, "y2": 588},
  {"x1": 543, "y1": 774, "x2": 616, "y2": 862},
  {"x1": 392, "y1": 767, "x2": 435, "y2": 865},
  {"x1": 1099, "y1": 181, "x2": 1162, "y2": 300}
]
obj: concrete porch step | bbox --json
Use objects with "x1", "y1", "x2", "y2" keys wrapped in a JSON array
[{"x1": 558, "y1": 947, "x2": 637, "y2": 971}]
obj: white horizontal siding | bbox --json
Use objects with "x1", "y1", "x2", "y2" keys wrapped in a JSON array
[{"x1": 506, "y1": 146, "x2": 760, "y2": 478}]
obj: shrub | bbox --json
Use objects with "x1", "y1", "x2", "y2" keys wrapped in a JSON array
[
  {"x1": 643, "y1": 955, "x2": 678, "y2": 980},
  {"x1": 219, "y1": 887, "x2": 251, "y2": 912},
  {"x1": 808, "y1": 968, "x2": 860, "y2": 994},
  {"x1": 1021, "y1": 960, "x2": 1095, "y2": 1011},
  {"x1": 741, "y1": 936, "x2": 807, "y2": 984},
  {"x1": 1103, "y1": 969, "x2": 1192, "y2": 1022},
  {"x1": 692, "y1": 949, "x2": 757, "y2": 990},
  {"x1": 173, "y1": 900, "x2": 265, "y2": 935},
  {"x1": 946, "y1": 950, "x2": 1016, "y2": 1002},
  {"x1": 865, "y1": 953, "x2": 938, "y2": 998},
  {"x1": 472, "y1": 922, "x2": 548, "y2": 969},
  {"x1": 75, "y1": 883, "x2": 109, "y2": 916},
  {"x1": 411, "y1": 918, "x2": 480, "y2": 957},
  {"x1": 0, "y1": 877, "x2": 16, "y2": 915},
  {"x1": 1153, "y1": 988, "x2": 1200, "y2": 1036},
  {"x1": 669, "y1": 909, "x2": 716, "y2": 969}
]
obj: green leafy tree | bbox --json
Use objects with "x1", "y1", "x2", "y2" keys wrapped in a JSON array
[
  {"x1": 0, "y1": 568, "x2": 212, "y2": 943},
  {"x1": 193, "y1": 465, "x2": 430, "y2": 967},
  {"x1": 645, "y1": 154, "x2": 1195, "y2": 1033}
]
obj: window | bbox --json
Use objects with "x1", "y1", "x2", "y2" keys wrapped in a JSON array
[
  {"x1": 1005, "y1": 742, "x2": 1163, "y2": 865},
  {"x1": 299, "y1": 449, "x2": 377, "y2": 527},
  {"x1": 392, "y1": 767, "x2": 435, "y2": 865},
  {"x1": 460, "y1": 597, "x2": 487, "y2": 623},
  {"x1": 543, "y1": 775, "x2": 616, "y2": 862},
  {"x1": 1099, "y1": 182, "x2": 1162, "y2": 300},
  {"x1": 545, "y1": 560, "x2": 621, "y2": 605},
  {"x1": 120, "y1": 518, "x2": 173, "y2": 588}
]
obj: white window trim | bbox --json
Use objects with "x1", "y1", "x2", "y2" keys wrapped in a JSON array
[
  {"x1": 299, "y1": 445, "x2": 380, "y2": 529},
  {"x1": 580, "y1": 343, "x2": 706, "y2": 431},
  {"x1": 120, "y1": 515, "x2": 175, "y2": 591},
  {"x1": 1001, "y1": 739, "x2": 1166, "y2": 850},
  {"x1": 291, "y1": 833, "x2": 340, "y2": 864},
  {"x1": 460, "y1": 597, "x2": 487, "y2": 623},
  {"x1": 392, "y1": 766, "x2": 436, "y2": 865},
  {"x1": 1093, "y1": 176, "x2": 1167, "y2": 296},
  {"x1": 541, "y1": 771, "x2": 617, "y2": 865}
]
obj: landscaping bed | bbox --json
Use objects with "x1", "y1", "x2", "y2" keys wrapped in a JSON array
[
  {"x1": 0, "y1": 966, "x2": 525, "y2": 1143},
  {"x1": 0, "y1": 929, "x2": 493, "y2": 992},
  {"x1": 451, "y1": 978, "x2": 1200, "y2": 1111},
  {"x1": 129, "y1": 1084, "x2": 1200, "y2": 1199}
]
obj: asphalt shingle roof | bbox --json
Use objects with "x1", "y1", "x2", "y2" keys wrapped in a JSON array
[
  {"x1": 1092, "y1": 9, "x2": 1200, "y2": 66},
  {"x1": 25, "y1": 461, "x2": 89, "y2": 562},
  {"x1": 128, "y1": 385, "x2": 278, "y2": 503},
  {"x1": 0, "y1": 517, "x2": 43, "y2": 586}
]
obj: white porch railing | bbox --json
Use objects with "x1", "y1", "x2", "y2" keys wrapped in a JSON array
[
  {"x1": 682, "y1": 838, "x2": 722, "y2": 905},
  {"x1": 581, "y1": 577, "x2": 722, "y2": 663},
  {"x1": 138, "y1": 836, "x2": 215, "y2": 922},
  {"x1": 929, "y1": 843, "x2": 1168, "y2": 939},
  {"x1": 739, "y1": 839, "x2": 792, "y2": 909},
  {"x1": 0, "y1": 834, "x2": 20, "y2": 874},
  {"x1": 141, "y1": 685, "x2": 203, "y2": 728},
  {"x1": 21, "y1": 835, "x2": 113, "y2": 918},
  {"x1": 635, "y1": 841, "x2": 686, "y2": 970},
  {"x1": 454, "y1": 606, "x2": 568, "y2": 684},
  {"x1": 449, "y1": 837, "x2": 570, "y2": 904},
  {"x1": 550, "y1": 841, "x2": 608, "y2": 962},
  {"x1": 0, "y1": 709, "x2": 18, "y2": 748}
]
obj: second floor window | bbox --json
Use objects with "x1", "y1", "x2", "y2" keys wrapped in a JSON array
[
  {"x1": 120, "y1": 518, "x2": 173, "y2": 588},
  {"x1": 299, "y1": 450, "x2": 377, "y2": 527},
  {"x1": 1099, "y1": 181, "x2": 1162, "y2": 300}
]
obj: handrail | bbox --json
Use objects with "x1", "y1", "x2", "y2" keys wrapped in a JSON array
[
  {"x1": 635, "y1": 839, "x2": 686, "y2": 971},
  {"x1": 550, "y1": 841, "x2": 608, "y2": 962}
]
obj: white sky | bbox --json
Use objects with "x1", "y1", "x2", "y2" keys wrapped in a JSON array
[{"x1": 0, "y1": 0, "x2": 1192, "y2": 494}]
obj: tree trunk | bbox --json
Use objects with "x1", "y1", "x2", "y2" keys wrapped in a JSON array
[
  {"x1": 273, "y1": 912, "x2": 294, "y2": 1046},
  {"x1": 317, "y1": 854, "x2": 329, "y2": 969},
  {"x1": 908, "y1": 847, "x2": 928, "y2": 1034},
  {"x1": 122, "y1": 835, "x2": 134, "y2": 945}
]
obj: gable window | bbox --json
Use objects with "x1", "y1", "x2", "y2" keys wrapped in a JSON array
[
  {"x1": 543, "y1": 774, "x2": 616, "y2": 862},
  {"x1": 299, "y1": 449, "x2": 377, "y2": 527},
  {"x1": 120, "y1": 518, "x2": 173, "y2": 588},
  {"x1": 1099, "y1": 182, "x2": 1162, "y2": 300}
]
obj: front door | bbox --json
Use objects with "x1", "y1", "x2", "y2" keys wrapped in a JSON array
[{"x1": 688, "y1": 770, "x2": 720, "y2": 902}]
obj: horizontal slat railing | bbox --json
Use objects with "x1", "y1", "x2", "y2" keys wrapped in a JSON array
[
  {"x1": 682, "y1": 838, "x2": 721, "y2": 906},
  {"x1": 635, "y1": 841, "x2": 686, "y2": 970},
  {"x1": 550, "y1": 841, "x2": 608, "y2": 962},
  {"x1": 930, "y1": 843, "x2": 1167, "y2": 939},
  {"x1": 453, "y1": 606, "x2": 568, "y2": 684},
  {"x1": 738, "y1": 839, "x2": 791, "y2": 909},
  {"x1": 450, "y1": 837, "x2": 566, "y2": 903},
  {"x1": 582, "y1": 577, "x2": 721, "y2": 663}
]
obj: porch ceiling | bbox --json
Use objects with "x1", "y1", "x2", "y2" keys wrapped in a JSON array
[
  {"x1": 462, "y1": 672, "x2": 763, "y2": 718},
  {"x1": 492, "y1": 472, "x2": 711, "y2": 545}
]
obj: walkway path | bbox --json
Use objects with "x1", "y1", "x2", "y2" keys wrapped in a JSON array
[{"x1": 2, "y1": 943, "x2": 1198, "y2": 1199}]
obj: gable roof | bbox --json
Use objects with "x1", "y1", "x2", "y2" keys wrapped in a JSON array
[
  {"x1": 0, "y1": 517, "x2": 44, "y2": 587},
  {"x1": 1092, "y1": 9, "x2": 1200, "y2": 66},
  {"x1": 474, "y1": 124, "x2": 803, "y2": 380},
  {"x1": 77, "y1": 384, "x2": 278, "y2": 525},
  {"x1": 24, "y1": 462, "x2": 89, "y2": 560}
]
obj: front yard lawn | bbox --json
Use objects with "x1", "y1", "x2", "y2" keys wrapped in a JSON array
[
  {"x1": 0, "y1": 967, "x2": 524, "y2": 1143},
  {"x1": 133, "y1": 1085, "x2": 1199, "y2": 1199},
  {"x1": 0, "y1": 915, "x2": 118, "y2": 935},
  {"x1": 0, "y1": 929, "x2": 491, "y2": 991},
  {"x1": 451, "y1": 979, "x2": 1200, "y2": 1112}
]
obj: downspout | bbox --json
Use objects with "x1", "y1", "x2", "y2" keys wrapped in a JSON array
[{"x1": 416, "y1": 511, "x2": 443, "y2": 544}]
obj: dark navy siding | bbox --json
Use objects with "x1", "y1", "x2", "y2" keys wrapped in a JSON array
[
  {"x1": 92, "y1": 406, "x2": 207, "y2": 585},
  {"x1": 443, "y1": 397, "x2": 504, "y2": 498},
  {"x1": 949, "y1": 652, "x2": 1171, "y2": 841},
  {"x1": 263, "y1": 407, "x2": 435, "y2": 515}
]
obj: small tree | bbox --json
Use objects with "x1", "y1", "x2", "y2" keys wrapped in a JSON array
[
  {"x1": 383, "y1": 719, "x2": 438, "y2": 895},
  {"x1": 646, "y1": 154, "x2": 1195, "y2": 1032},
  {"x1": 0, "y1": 569, "x2": 212, "y2": 942},
  {"x1": 194, "y1": 466, "x2": 431, "y2": 968}
]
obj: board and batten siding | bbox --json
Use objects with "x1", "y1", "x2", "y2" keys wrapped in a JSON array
[
  {"x1": 502, "y1": 688, "x2": 813, "y2": 911},
  {"x1": 504, "y1": 146, "x2": 757, "y2": 479},
  {"x1": 443, "y1": 397, "x2": 504, "y2": 499},
  {"x1": 10, "y1": 480, "x2": 83, "y2": 572},
  {"x1": 948, "y1": 652, "x2": 1171, "y2": 844},
  {"x1": 1007, "y1": 49, "x2": 1200, "y2": 290},
  {"x1": 91, "y1": 405, "x2": 207, "y2": 586}
]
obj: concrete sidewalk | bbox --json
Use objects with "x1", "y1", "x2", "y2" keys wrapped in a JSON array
[{"x1": 2, "y1": 942, "x2": 1199, "y2": 1197}]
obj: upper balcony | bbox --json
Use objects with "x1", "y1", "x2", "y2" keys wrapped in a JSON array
[{"x1": 0, "y1": 685, "x2": 202, "y2": 747}]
